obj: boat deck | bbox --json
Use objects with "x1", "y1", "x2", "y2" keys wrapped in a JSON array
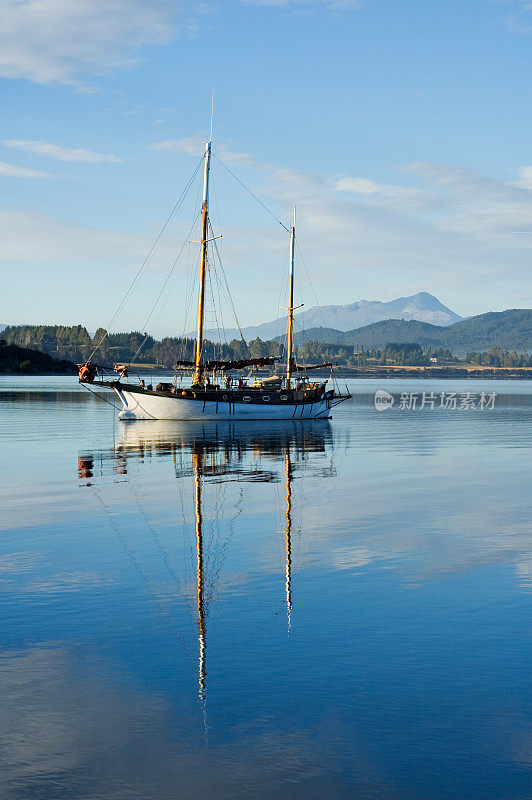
[{"x1": 84, "y1": 379, "x2": 329, "y2": 406}]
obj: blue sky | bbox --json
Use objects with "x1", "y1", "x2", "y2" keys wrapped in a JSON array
[{"x1": 1, "y1": 0, "x2": 532, "y2": 335}]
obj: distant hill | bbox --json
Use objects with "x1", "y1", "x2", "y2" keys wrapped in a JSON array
[
  {"x1": 290, "y1": 309, "x2": 532, "y2": 355},
  {"x1": 0, "y1": 341, "x2": 76, "y2": 374},
  {"x1": 199, "y1": 291, "x2": 462, "y2": 342}
]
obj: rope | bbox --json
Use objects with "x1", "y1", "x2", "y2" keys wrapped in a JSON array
[
  {"x1": 208, "y1": 219, "x2": 245, "y2": 341},
  {"x1": 212, "y1": 152, "x2": 290, "y2": 233},
  {"x1": 205, "y1": 258, "x2": 222, "y2": 361},
  {"x1": 87, "y1": 156, "x2": 204, "y2": 363},
  {"x1": 82, "y1": 383, "x2": 121, "y2": 410},
  {"x1": 295, "y1": 239, "x2": 328, "y2": 331},
  {"x1": 209, "y1": 264, "x2": 229, "y2": 351},
  {"x1": 178, "y1": 176, "x2": 205, "y2": 363},
  {"x1": 179, "y1": 214, "x2": 202, "y2": 362},
  {"x1": 128, "y1": 211, "x2": 201, "y2": 366}
]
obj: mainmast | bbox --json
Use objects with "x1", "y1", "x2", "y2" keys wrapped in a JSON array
[
  {"x1": 286, "y1": 207, "x2": 297, "y2": 389},
  {"x1": 193, "y1": 140, "x2": 212, "y2": 385}
]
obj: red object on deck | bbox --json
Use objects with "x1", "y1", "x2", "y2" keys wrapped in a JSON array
[{"x1": 78, "y1": 363, "x2": 96, "y2": 383}]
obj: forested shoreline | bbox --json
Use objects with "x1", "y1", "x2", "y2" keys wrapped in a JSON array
[{"x1": 3, "y1": 324, "x2": 531, "y2": 371}]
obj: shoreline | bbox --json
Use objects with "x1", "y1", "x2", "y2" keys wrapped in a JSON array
[
  {"x1": 330, "y1": 366, "x2": 532, "y2": 380},
  {"x1": 1, "y1": 367, "x2": 531, "y2": 380}
]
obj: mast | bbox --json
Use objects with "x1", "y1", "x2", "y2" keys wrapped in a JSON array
[
  {"x1": 193, "y1": 140, "x2": 212, "y2": 385},
  {"x1": 286, "y1": 207, "x2": 296, "y2": 389}
]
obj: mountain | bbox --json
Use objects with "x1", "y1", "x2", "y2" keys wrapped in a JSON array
[
  {"x1": 295, "y1": 291, "x2": 462, "y2": 330},
  {"x1": 200, "y1": 292, "x2": 462, "y2": 342},
  {"x1": 290, "y1": 309, "x2": 532, "y2": 355}
]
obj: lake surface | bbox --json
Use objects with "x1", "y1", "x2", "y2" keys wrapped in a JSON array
[{"x1": 1, "y1": 376, "x2": 531, "y2": 800}]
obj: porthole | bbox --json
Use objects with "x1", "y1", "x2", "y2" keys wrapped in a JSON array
[
  {"x1": 280, "y1": 395, "x2": 288, "y2": 401},
  {"x1": 222, "y1": 394, "x2": 228, "y2": 400},
  {"x1": 262, "y1": 396, "x2": 270, "y2": 402},
  {"x1": 243, "y1": 396, "x2": 251, "y2": 402}
]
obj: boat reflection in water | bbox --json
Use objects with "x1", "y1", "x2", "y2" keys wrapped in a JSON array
[{"x1": 78, "y1": 420, "x2": 333, "y2": 701}]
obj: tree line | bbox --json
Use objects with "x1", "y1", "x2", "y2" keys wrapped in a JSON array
[
  {"x1": 465, "y1": 346, "x2": 532, "y2": 368},
  {"x1": 2, "y1": 325, "x2": 530, "y2": 369},
  {"x1": 1, "y1": 325, "x2": 284, "y2": 366}
]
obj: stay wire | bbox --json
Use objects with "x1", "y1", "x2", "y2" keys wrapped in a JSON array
[
  {"x1": 208, "y1": 219, "x2": 245, "y2": 341},
  {"x1": 208, "y1": 259, "x2": 227, "y2": 354},
  {"x1": 180, "y1": 203, "x2": 203, "y2": 361},
  {"x1": 83, "y1": 382, "x2": 121, "y2": 410},
  {"x1": 209, "y1": 256, "x2": 233, "y2": 350},
  {"x1": 212, "y1": 152, "x2": 290, "y2": 233},
  {"x1": 128, "y1": 211, "x2": 202, "y2": 366},
  {"x1": 295, "y1": 239, "x2": 327, "y2": 331},
  {"x1": 87, "y1": 156, "x2": 204, "y2": 363}
]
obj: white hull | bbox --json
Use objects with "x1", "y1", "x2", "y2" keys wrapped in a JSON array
[{"x1": 114, "y1": 387, "x2": 332, "y2": 421}]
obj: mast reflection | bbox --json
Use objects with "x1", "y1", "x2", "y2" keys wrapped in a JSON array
[
  {"x1": 285, "y1": 449, "x2": 292, "y2": 632},
  {"x1": 193, "y1": 449, "x2": 207, "y2": 700},
  {"x1": 78, "y1": 420, "x2": 333, "y2": 700}
]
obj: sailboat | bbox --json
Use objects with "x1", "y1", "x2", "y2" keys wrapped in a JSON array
[{"x1": 78, "y1": 139, "x2": 348, "y2": 420}]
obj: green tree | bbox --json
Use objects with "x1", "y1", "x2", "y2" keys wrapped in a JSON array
[{"x1": 248, "y1": 338, "x2": 269, "y2": 358}]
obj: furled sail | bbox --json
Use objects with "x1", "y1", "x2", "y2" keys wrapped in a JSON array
[
  {"x1": 289, "y1": 362, "x2": 334, "y2": 372},
  {"x1": 175, "y1": 357, "x2": 279, "y2": 371}
]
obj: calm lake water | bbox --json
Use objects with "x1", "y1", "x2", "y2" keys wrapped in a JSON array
[{"x1": 1, "y1": 376, "x2": 531, "y2": 800}]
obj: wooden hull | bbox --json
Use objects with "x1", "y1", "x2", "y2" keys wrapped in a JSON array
[{"x1": 113, "y1": 385, "x2": 333, "y2": 420}]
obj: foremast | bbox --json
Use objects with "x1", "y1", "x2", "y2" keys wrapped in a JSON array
[{"x1": 193, "y1": 140, "x2": 212, "y2": 385}]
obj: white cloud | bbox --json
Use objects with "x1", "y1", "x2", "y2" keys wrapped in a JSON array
[
  {"x1": 404, "y1": 161, "x2": 532, "y2": 235},
  {"x1": 73, "y1": 85, "x2": 103, "y2": 95},
  {"x1": 335, "y1": 176, "x2": 388, "y2": 194},
  {"x1": 151, "y1": 137, "x2": 204, "y2": 156},
  {"x1": 244, "y1": 157, "x2": 532, "y2": 314},
  {"x1": 147, "y1": 138, "x2": 532, "y2": 309},
  {"x1": 0, "y1": 160, "x2": 52, "y2": 179},
  {"x1": 517, "y1": 166, "x2": 532, "y2": 189},
  {"x1": 0, "y1": 207, "x2": 193, "y2": 330},
  {"x1": 0, "y1": 0, "x2": 178, "y2": 85},
  {"x1": 262, "y1": 165, "x2": 326, "y2": 202},
  {"x1": 334, "y1": 175, "x2": 428, "y2": 200},
  {"x1": 498, "y1": 0, "x2": 532, "y2": 33},
  {"x1": 404, "y1": 162, "x2": 519, "y2": 201},
  {"x1": 218, "y1": 145, "x2": 254, "y2": 165},
  {"x1": 151, "y1": 137, "x2": 254, "y2": 165},
  {"x1": 0, "y1": 209, "x2": 135, "y2": 261},
  {"x1": 0, "y1": 208, "x2": 185, "y2": 264},
  {"x1": 240, "y1": 0, "x2": 362, "y2": 8},
  {"x1": 3, "y1": 139, "x2": 121, "y2": 163}
]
